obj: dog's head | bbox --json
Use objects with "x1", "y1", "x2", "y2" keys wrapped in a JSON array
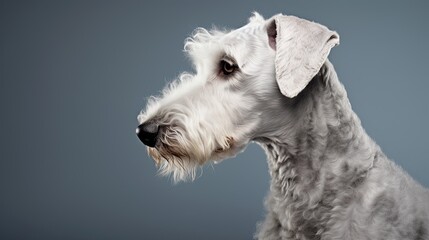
[{"x1": 137, "y1": 13, "x2": 339, "y2": 182}]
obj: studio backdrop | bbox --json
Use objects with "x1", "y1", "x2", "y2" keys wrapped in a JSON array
[{"x1": 1, "y1": 1, "x2": 428, "y2": 239}]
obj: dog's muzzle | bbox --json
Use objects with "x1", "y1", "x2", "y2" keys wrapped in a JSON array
[{"x1": 136, "y1": 122, "x2": 159, "y2": 147}]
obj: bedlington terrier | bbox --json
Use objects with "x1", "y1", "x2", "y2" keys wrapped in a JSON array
[{"x1": 136, "y1": 13, "x2": 429, "y2": 239}]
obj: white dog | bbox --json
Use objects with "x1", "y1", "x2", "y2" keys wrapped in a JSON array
[{"x1": 137, "y1": 13, "x2": 429, "y2": 240}]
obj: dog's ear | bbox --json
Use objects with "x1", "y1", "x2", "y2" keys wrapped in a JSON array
[{"x1": 267, "y1": 15, "x2": 339, "y2": 98}]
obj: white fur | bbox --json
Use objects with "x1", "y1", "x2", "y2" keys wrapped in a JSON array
[{"x1": 138, "y1": 13, "x2": 429, "y2": 239}]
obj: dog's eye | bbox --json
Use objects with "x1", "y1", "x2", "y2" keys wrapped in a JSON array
[{"x1": 220, "y1": 60, "x2": 238, "y2": 76}]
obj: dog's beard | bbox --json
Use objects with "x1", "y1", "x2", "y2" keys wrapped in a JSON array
[
  {"x1": 147, "y1": 126, "x2": 205, "y2": 183},
  {"x1": 146, "y1": 125, "x2": 239, "y2": 182},
  {"x1": 148, "y1": 146, "x2": 198, "y2": 183}
]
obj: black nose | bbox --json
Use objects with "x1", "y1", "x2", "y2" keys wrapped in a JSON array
[{"x1": 136, "y1": 122, "x2": 159, "y2": 147}]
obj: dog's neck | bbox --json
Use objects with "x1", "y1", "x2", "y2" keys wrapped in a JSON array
[
  {"x1": 254, "y1": 60, "x2": 379, "y2": 236},
  {"x1": 258, "y1": 60, "x2": 376, "y2": 158}
]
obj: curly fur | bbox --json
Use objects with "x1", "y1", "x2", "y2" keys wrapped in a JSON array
[
  {"x1": 255, "y1": 60, "x2": 429, "y2": 239},
  {"x1": 137, "y1": 12, "x2": 429, "y2": 239}
]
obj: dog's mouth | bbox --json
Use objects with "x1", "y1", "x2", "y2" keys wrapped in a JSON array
[
  {"x1": 144, "y1": 130, "x2": 247, "y2": 182},
  {"x1": 214, "y1": 136, "x2": 234, "y2": 153},
  {"x1": 148, "y1": 140, "x2": 189, "y2": 166},
  {"x1": 147, "y1": 134, "x2": 236, "y2": 165}
]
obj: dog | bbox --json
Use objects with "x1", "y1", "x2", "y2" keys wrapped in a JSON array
[{"x1": 136, "y1": 13, "x2": 429, "y2": 239}]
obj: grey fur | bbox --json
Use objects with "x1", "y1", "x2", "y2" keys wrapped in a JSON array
[{"x1": 254, "y1": 60, "x2": 429, "y2": 240}]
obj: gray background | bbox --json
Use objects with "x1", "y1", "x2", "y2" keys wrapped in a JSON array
[{"x1": 1, "y1": 0, "x2": 428, "y2": 239}]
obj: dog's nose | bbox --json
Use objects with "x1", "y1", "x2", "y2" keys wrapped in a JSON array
[{"x1": 136, "y1": 122, "x2": 159, "y2": 147}]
